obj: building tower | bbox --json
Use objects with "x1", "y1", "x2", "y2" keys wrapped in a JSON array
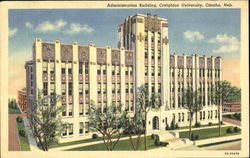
[{"x1": 118, "y1": 13, "x2": 170, "y2": 131}]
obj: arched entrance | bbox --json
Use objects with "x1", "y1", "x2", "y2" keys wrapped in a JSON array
[{"x1": 152, "y1": 116, "x2": 159, "y2": 130}]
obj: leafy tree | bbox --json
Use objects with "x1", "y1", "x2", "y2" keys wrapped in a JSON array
[
  {"x1": 123, "y1": 103, "x2": 145, "y2": 150},
  {"x1": 183, "y1": 88, "x2": 203, "y2": 139},
  {"x1": 212, "y1": 80, "x2": 231, "y2": 136},
  {"x1": 88, "y1": 101, "x2": 127, "y2": 151},
  {"x1": 136, "y1": 85, "x2": 161, "y2": 150},
  {"x1": 28, "y1": 90, "x2": 66, "y2": 151}
]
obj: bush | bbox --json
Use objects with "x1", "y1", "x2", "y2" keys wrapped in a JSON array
[
  {"x1": 175, "y1": 123, "x2": 179, "y2": 129},
  {"x1": 233, "y1": 126, "x2": 240, "y2": 133},
  {"x1": 190, "y1": 133, "x2": 195, "y2": 141},
  {"x1": 19, "y1": 130, "x2": 26, "y2": 137},
  {"x1": 195, "y1": 134, "x2": 199, "y2": 140},
  {"x1": 92, "y1": 133, "x2": 98, "y2": 139},
  {"x1": 208, "y1": 122, "x2": 213, "y2": 126},
  {"x1": 226, "y1": 127, "x2": 233, "y2": 133},
  {"x1": 171, "y1": 119, "x2": 175, "y2": 129},
  {"x1": 220, "y1": 121, "x2": 224, "y2": 125},
  {"x1": 154, "y1": 139, "x2": 160, "y2": 146},
  {"x1": 165, "y1": 124, "x2": 170, "y2": 130},
  {"x1": 159, "y1": 142, "x2": 168, "y2": 147},
  {"x1": 151, "y1": 134, "x2": 155, "y2": 139},
  {"x1": 195, "y1": 122, "x2": 201, "y2": 127},
  {"x1": 154, "y1": 134, "x2": 160, "y2": 141},
  {"x1": 16, "y1": 116, "x2": 23, "y2": 123}
]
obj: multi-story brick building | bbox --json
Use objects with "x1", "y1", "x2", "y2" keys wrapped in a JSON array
[
  {"x1": 25, "y1": 13, "x2": 222, "y2": 142},
  {"x1": 17, "y1": 90, "x2": 27, "y2": 113},
  {"x1": 223, "y1": 102, "x2": 241, "y2": 113}
]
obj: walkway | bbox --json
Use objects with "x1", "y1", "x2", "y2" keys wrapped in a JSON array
[
  {"x1": 8, "y1": 113, "x2": 25, "y2": 151},
  {"x1": 222, "y1": 117, "x2": 241, "y2": 126}
]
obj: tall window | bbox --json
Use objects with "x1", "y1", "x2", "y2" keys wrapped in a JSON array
[
  {"x1": 85, "y1": 63, "x2": 89, "y2": 74},
  {"x1": 68, "y1": 82, "x2": 72, "y2": 95},
  {"x1": 43, "y1": 82, "x2": 48, "y2": 96},
  {"x1": 79, "y1": 122, "x2": 84, "y2": 134},
  {"x1": 97, "y1": 83, "x2": 101, "y2": 94},
  {"x1": 62, "y1": 83, "x2": 66, "y2": 95},
  {"x1": 79, "y1": 83, "x2": 83, "y2": 95},
  {"x1": 151, "y1": 66, "x2": 155, "y2": 76},
  {"x1": 97, "y1": 65, "x2": 101, "y2": 75},
  {"x1": 79, "y1": 62, "x2": 83, "y2": 74},
  {"x1": 145, "y1": 66, "x2": 148, "y2": 76},
  {"x1": 79, "y1": 104, "x2": 84, "y2": 116},
  {"x1": 68, "y1": 105, "x2": 73, "y2": 116},
  {"x1": 43, "y1": 62, "x2": 48, "y2": 74},
  {"x1": 50, "y1": 62, "x2": 55, "y2": 74},
  {"x1": 112, "y1": 84, "x2": 115, "y2": 94},
  {"x1": 69, "y1": 124, "x2": 73, "y2": 135},
  {"x1": 85, "y1": 83, "x2": 89, "y2": 94},
  {"x1": 61, "y1": 63, "x2": 66, "y2": 74}
]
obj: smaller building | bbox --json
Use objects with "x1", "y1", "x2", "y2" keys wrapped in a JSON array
[
  {"x1": 18, "y1": 90, "x2": 27, "y2": 113},
  {"x1": 223, "y1": 102, "x2": 241, "y2": 113}
]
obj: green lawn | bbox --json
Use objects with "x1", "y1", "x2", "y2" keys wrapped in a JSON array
[
  {"x1": 179, "y1": 126, "x2": 241, "y2": 140},
  {"x1": 65, "y1": 136, "x2": 158, "y2": 151},
  {"x1": 50, "y1": 134, "x2": 131, "y2": 149},
  {"x1": 16, "y1": 118, "x2": 30, "y2": 151},
  {"x1": 9, "y1": 107, "x2": 21, "y2": 114},
  {"x1": 171, "y1": 123, "x2": 222, "y2": 131}
]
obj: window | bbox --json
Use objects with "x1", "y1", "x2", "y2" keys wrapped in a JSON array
[
  {"x1": 182, "y1": 113, "x2": 184, "y2": 122},
  {"x1": 151, "y1": 83, "x2": 155, "y2": 93},
  {"x1": 85, "y1": 122, "x2": 89, "y2": 133},
  {"x1": 117, "y1": 83, "x2": 121, "y2": 93},
  {"x1": 103, "y1": 66, "x2": 106, "y2": 75},
  {"x1": 126, "y1": 83, "x2": 129, "y2": 93},
  {"x1": 125, "y1": 101, "x2": 129, "y2": 111},
  {"x1": 151, "y1": 66, "x2": 155, "y2": 76},
  {"x1": 125, "y1": 67, "x2": 129, "y2": 76},
  {"x1": 103, "y1": 102, "x2": 107, "y2": 113},
  {"x1": 79, "y1": 62, "x2": 83, "y2": 74},
  {"x1": 112, "y1": 66, "x2": 115, "y2": 75},
  {"x1": 85, "y1": 83, "x2": 89, "y2": 94},
  {"x1": 62, "y1": 68, "x2": 66, "y2": 74},
  {"x1": 145, "y1": 31, "x2": 148, "y2": 41},
  {"x1": 97, "y1": 84, "x2": 101, "y2": 94},
  {"x1": 62, "y1": 127, "x2": 67, "y2": 136},
  {"x1": 85, "y1": 63, "x2": 89, "y2": 74},
  {"x1": 50, "y1": 62, "x2": 55, "y2": 74},
  {"x1": 158, "y1": 50, "x2": 161, "y2": 60},
  {"x1": 158, "y1": 67, "x2": 161, "y2": 76},
  {"x1": 130, "y1": 67, "x2": 133, "y2": 76},
  {"x1": 79, "y1": 104, "x2": 84, "y2": 116},
  {"x1": 103, "y1": 83, "x2": 107, "y2": 94},
  {"x1": 68, "y1": 83, "x2": 72, "y2": 95},
  {"x1": 157, "y1": 32, "x2": 161, "y2": 43},
  {"x1": 43, "y1": 82, "x2": 48, "y2": 96},
  {"x1": 211, "y1": 110, "x2": 213, "y2": 119},
  {"x1": 85, "y1": 103, "x2": 89, "y2": 115},
  {"x1": 97, "y1": 65, "x2": 101, "y2": 75},
  {"x1": 145, "y1": 66, "x2": 148, "y2": 76},
  {"x1": 69, "y1": 124, "x2": 73, "y2": 135},
  {"x1": 151, "y1": 52, "x2": 155, "y2": 60},
  {"x1": 203, "y1": 111, "x2": 205, "y2": 120},
  {"x1": 68, "y1": 68, "x2": 72, "y2": 74},
  {"x1": 116, "y1": 66, "x2": 120, "y2": 75},
  {"x1": 43, "y1": 62, "x2": 48, "y2": 74},
  {"x1": 178, "y1": 113, "x2": 181, "y2": 122},
  {"x1": 79, "y1": 122, "x2": 84, "y2": 134},
  {"x1": 145, "y1": 51, "x2": 148, "y2": 59},
  {"x1": 151, "y1": 32, "x2": 155, "y2": 42},
  {"x1": 112, "y1": 84, "x2": 115, "y2": 94},
  {"x1": 158, "y1": 84, "x2": 161, "y2": 93},
  {"x1": 68, "y1": 105, "x2": 73, "y2": 116},
  {"x1": 79, "y1": 83, "x2": 83, "y2": 95},
  {"x1": 62, "y1": 83, "x2": 66, "y2": 95},
  {"x1": 130, "y1": 83, "x2": 133, "y2": 93},
  {"x1": 200, "y1": 111, "x2": 202, "y2": 120},
  {"x1": 62, "y1": 105, "x2": 66, "y2": 116}
]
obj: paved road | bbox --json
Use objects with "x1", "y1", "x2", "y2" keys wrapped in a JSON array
[
  {"x1": 8, "y1": 113, "x2": 25, "y2": 151},
  {"x1": 223, "y1": 117, "x2": 241, "y2": 126}
]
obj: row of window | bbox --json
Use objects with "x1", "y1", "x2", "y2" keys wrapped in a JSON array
[
  {"x1": 62, "y1": 122, "x2": 90, "y2": 136},
  {"x1": 144, "y1": 31, "x2": 161, "y2": 43},
  {"x1": 145, "y1": 66, "x2": 161, "y2": 76}
]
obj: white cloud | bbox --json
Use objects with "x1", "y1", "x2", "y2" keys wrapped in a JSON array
[
  {"x1": 65, "y1": 23, "x2": 94, "y2": 34},
  {"x1": 208, "y1": 34, "x2": 240, "y2": 53},
  {"x1": 25, "y1": 22, "x2": 33, "y2": 28},
  {"x1": 9, "y1": 28, "x2": 18, "y2": 37},
  {"x1": 36, "y1": 19, "x2": 67, "y2": 32},
  {"x1": 183, "y1": 30, "x2": 204, "y2": 42}
]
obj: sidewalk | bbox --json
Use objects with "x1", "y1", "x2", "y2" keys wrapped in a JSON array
[
  {"x1": 222, "y1": 117, "x2": 241, "y2": 127},
  {"x1": 23, "y1": 117, "x2": 40, "y2": 151},
  {"x1": 8, "y1": 114, "x2": 22, "y2": 151}
]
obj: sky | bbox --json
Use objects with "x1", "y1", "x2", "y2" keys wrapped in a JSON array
[{"x1": 8, "y1": 9, "x2": 241, "y2": 99}]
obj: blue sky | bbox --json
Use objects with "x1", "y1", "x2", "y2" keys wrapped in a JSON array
[{"x1": 8, "y1": 9, "x2": 241, "y2": 98}]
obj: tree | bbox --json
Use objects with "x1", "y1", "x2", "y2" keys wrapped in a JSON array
[
  {"x1": 88, "y1": 101, "x2": 127, "y2": 151},
  {"x1": 136, "y1": 85, "x2": 161, "y2": 150},
  {"x1": 183, "y1": 88, "x2": 203, "y2": 139},
  {"x1": 123, "y1": 103, "x2": 145, "y2": 150},
  {"x1": 28, "y1": 90, "x2": 66, "y2": 151},
  {"x1": 212, "y1": 80, "x2": 231, "y2": 136}
]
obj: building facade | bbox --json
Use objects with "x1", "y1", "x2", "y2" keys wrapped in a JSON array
[
  {"x1": 25, "y1": 14, "x2": 222, "y2": 142},
  {"x1": 223, "y1": 102, "x2": 241, "y2": 113},
  {"x1": 17, "y1": 90, "x2": 27, "y2": 113}
]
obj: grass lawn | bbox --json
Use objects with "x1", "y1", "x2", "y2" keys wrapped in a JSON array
[
  {"x1": 9, "y1": 107, "x2": 21, "y2": 114},
  {"x1": 223, "y1": 114, "x2": 241, "y2": 121},
  {"x1": 65, "y1": 136, "x2": 158, "y2": 151},
  {"x1": 179, "y1": 126, "x2": 241, "y2": 140},
  {"x1": 16, "y1": 118, "x2": 30, "y2": 151},
  {"x1": 50, "y1": 134, "x2": 132, "y2": 149},
  {"x1": 172, "y1": 123, "x2": 222, "y2": 131}
]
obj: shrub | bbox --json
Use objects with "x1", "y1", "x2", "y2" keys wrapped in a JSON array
[
  {"x1": 175, "y1": 123, "x2": 179, "y2": 129},
  {"x1": 190, "y1": 133, "x2": 195, "y2": 141},
  {"x1": 154, "y1": 134, "x2": 160, "y2": 141},
  {"x1": 195, "y1": 134, "x2": 199, "y2": 140},
  {"x1": 159, "y1": 142, "x2": 168, "y2": 147},
  {"x1": 19, "y1": 130, "x2": 26, "y2": 137},
  {"x1": 171, "y1": 119, "x2": 175, "y2": 129},
  {"x1": 208, "y1": 122, "x2": 213, "y2": 126},
  {"x1": 195, "y1": 122, "x2": 201, "y2": 127},
  {"x1": 151, "y1": 134, "x2": 155, "y2": 139},
  {"x1": 154, "y1": 139, "x2": 160, "y2": 146},
  {"x1": 220, "y1": 121, "x2": 224, "y2": 125},
  {"x1": 92, "y1": 133, "x2": 98, "y2": 139},
  {"x1": 226, "y1": 127, "x2": 233, "y2": 133},
  {"x1": 16, "y1": 116, "x2": 23, "y2": 123},
  {"x1": 165, "y1": 124, "x2": 170, "y2": 130},
  {"x1": 233, "y1": 126, "x2": 240, "y2": 133}
]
